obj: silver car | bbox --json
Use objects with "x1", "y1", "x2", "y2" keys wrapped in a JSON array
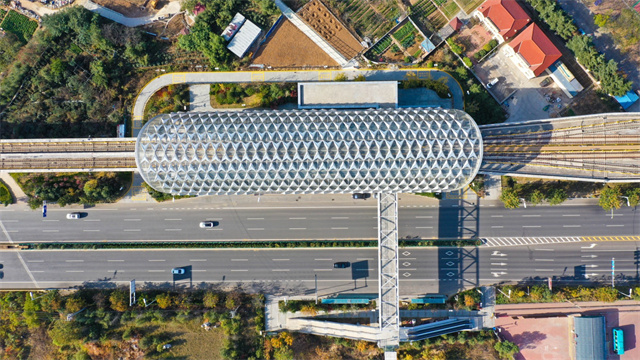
[
  {"x1": 199, "y1": 221, "x2": 216, "y2": 228},
  {"x1": 66, "y1": 212, "x2": 81, "y2": 219}
]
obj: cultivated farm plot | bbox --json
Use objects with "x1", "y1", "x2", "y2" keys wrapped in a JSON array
[
  {"x1": 0, "y1": 9, "x2": 7, "y2": 21},
  {"x1": 456, "y1": 0, "x2": 485, "y2": 14},
  {"x1": 441, "y1": 0, "x2": 460, "y2": 19},
  {"x1": 367, "y1": 21, "x2": 424, "y2": 62},
  {"x1": 1, "y1": 10, "x2": 37, "y2": 43},
  {"x1": 338, "y1": 0, "x2": 399, "y2": 39}
]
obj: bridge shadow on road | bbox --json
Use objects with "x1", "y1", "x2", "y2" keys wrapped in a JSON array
[{"x1": 437, "y1": 195, "x2": 480, "y2": 295}]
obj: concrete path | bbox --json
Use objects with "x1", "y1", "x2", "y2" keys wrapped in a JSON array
[
  {"x1": 83, "y1": 0, "x2": 181, "y2": 27},
  {"x1": 132, "y1": 69, "x2": 465, "y2": 135},
  {"x1": 189, "y1": 84, "x2": 216, "y2": 112},
  {"x1": 274, "y1": 0, "x2": 348, "y2": 67}
]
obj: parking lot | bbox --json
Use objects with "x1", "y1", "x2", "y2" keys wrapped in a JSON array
[{"x1": 473, "y1": 46, "x2": 572, "y2": 123}]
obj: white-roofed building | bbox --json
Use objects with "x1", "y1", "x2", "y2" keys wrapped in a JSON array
[{"x1": 227, "y1": 19, "x2": 262, "y2": 58}]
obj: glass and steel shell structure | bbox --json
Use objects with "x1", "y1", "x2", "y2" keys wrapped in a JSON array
[{"x1": 135, "y1": 108, "x2": 483, "y2": 195}]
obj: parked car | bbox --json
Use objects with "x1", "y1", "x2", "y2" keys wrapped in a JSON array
[
  {"x1": 486, "y1": 78, "x2": 499, "y2": 89},
  {"x1": 199, "y1": 221, "x2": 217, "y2": 228},
  {"x1": 66, "y1": 212, "x2": 81, "y2": 219},
  {"x1": 352, "y1": 193, "x2": 371, "y2": 200},
  {"x1": 540, "y1": 77, "x2": 552, "y2": 87},
  {"x1": 171, "y1": 268, "x2": 185, "y2": 275},
  {"x1": 334, "y1": 262, "x2": 351, "y2": 269}
]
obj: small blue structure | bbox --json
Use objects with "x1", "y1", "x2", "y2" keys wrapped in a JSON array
[
  {"x1": 411, "y1": 294, "x2": 447, "y2": 304},
  {"x1": 420, "y1": 38, "x2": 436, "y2": 55},
  {"x1": 321, "y1": 293, "x2": 377, "y2": 304},
  {"x1": 614, "y1": 90, "x2": 639, "y2": 110}
]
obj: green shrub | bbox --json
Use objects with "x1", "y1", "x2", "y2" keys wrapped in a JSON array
[
  {"x1": 488, "y1": 39, "x2": 498, "y2": 48},
  {"x1": 482, "y1": 43, "x2": 492, "y2": 52},
  {"x1": 426, "y1": 60, "x2": 434, "y2": 68},
  {"x1": 495, "y1": 341, "x2": 519, "y2": 360},
  {"x1": 462, "y1": 57, "x2": 472, "y2": 67},
  {"x1": 0, "y1": 179, "x2": 13, "y2": 206}
]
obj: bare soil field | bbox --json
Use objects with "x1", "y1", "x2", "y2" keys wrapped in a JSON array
[
  {"x1": 298, "y1": 0, "x2": 364, "y2": 59},
  {"x1": 93, "y1": 0, "x2": 168, "y2": 17},
  {"x1": 251, "y1": 19, "x2": 339, "y2": 68},
  {"x1": 140, "y1": 13, "x2": 186, "y2": 39},
  {"x1": 456, "y1": 23, "x2": 492, "y2": 63},
  {"x1": 382, "y1": 46, "x2": 405, "y2": 62}
]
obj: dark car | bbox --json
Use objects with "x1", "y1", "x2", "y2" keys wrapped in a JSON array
[
  {"x1": 352, "y1": 193, "x2": 371, "y2": 200},
  {"x1": 334, "y1": 262, "x2": 350, "y2": 269}
]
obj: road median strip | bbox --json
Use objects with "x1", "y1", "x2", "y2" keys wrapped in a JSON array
[{"x1": 9, "y1": 238, "x2": 482, "y2": 250}]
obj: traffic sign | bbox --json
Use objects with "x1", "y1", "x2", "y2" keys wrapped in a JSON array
[{"x1": 42, "y1": 200, "x2": 47, "y2": 218}]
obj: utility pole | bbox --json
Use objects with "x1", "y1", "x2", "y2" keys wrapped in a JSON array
[{"x1": 315, "y1": 274, "x2": 318, "y2": 304}]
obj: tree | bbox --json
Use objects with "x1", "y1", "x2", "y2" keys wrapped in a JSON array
[
  {"x1": 203, "y1": 291, "x2": 221, "y2": 308},
  {"x1": 594, "y1": 13, "x2": 609, "y2": 27},
  {"x1": 65, "y1": 297, "x2": 84, "y2": 313},
  {"x1": 548, "y1": 189, "x2": 567, "y2": 205},
  {"x1": 599, "y1": 186, "x2": 622, "y2": 211},
  {"x1": 109, "y1": 290, "x2": 128, "y2": 312},
  {"x1": 333, "y1": 73, "x2": 348, "y2": 81},
  {"x1": 500, "y1": 188, "x2": 520, "y2": 209},
  {"x1": 529, "y1": 189, "x2": 545, "y2": 205},
  {"x1": 495, "y1": 341, "x2": 519, "y2": 360},
  {"x1": 156, "y1": 293, "x2": 173, "y2": 309},
  {"x1": 626, "y1": 188, "x2": 640, "y2": 207}
]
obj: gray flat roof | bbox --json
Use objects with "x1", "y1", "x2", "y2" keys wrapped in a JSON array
[
  {"x1": 574, "y1": 316, "x2": 606, "y2": 360},
  {"x1": 227, "y1": 19, "x2": 261, "y2": 58},
  {"x1": 298, "y1": 81, "x2": 398, "y2": 109}
]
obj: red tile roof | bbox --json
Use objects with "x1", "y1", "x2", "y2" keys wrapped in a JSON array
[
  {"x1": 478, "y1": 0, "x2": 531, "y2": 39},
  {"x1": 449, "y1": 17, "x2": 463, "y2": 31},
  {"x1": 509, "y1": 23, "x2": 562, "y2": 76},
  {"x1": 194, "y1": 4, "x2": 205, "y2": 15}
]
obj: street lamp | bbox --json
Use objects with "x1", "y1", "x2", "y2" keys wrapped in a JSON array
[{"x1": 621, "y1": 196, "x2": 630, "y2": 207}]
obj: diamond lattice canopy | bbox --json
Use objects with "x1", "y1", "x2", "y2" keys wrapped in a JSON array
[{"x1": 135, "y1": 108, "x2": 483, "y2": 195}]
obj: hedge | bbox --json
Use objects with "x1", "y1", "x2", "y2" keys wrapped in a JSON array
[
  {"x1": 0, "y1": 179, "x2": 13, "y2": 206},
  {"x1": 22, "y1": 239, "x2": 481, "y2": 250}
]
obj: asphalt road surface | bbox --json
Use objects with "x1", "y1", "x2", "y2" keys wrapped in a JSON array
[
  {"x1": 2, "y1": 242, "x2": 639, "y2": 293},
  {"x1": 0, "y1": 200, "x2": 637, "y2": 242}
]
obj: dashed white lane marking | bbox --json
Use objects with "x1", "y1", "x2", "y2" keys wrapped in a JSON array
[
  {"x1": 190, "y1": 259, "x2": 207, "y2": 262},
  {"x1": 231, "y1": 259, "x2": 248, "y2": 261},
  {"x1": 247, "y1": 228, "x2": 264, "y2": 231},
  {"x1": 331, "y1": 217, "x2": 349, "y2": 219},
  {"x1": 272, "y1": 269, "x2": 290, "y2": 272},
  {"x1": 415, "y1": 226, "x2": 433, "y2": 229},
  {"x1": 491, "y1": 226, "x2": 503, "y2": 228},
  {"x1": 124, "y1": 219, "x2": 141, "y2": 221},
  {"x1": 124, "y1": 229, "x2": 141, "y2": 232},
  {"x1": 164, "y1": 218, "x2": 182, "y2": 221},
  {"x1": 230, "y1": 269, "x2": 248, "y2": 272},
  {"x1": 83, "y1": 229, "x2": 100, "y2": 232},
  {"x1": 272, "y1": 259, "x2": 290, "y2": 261},
  {"x1": 563, "y1": 225, "x2": 581, "y2": 227},
  {"x1": 108, "y1": 260, "x2": 124, "y2": 262},
  {"x1": 606, "y1": 225, "x2": 624, "y2": 227},
  {"x1": 66, "y1": 270, "x2": 84, "y2": 273},
  {"x1": 562, "y1": 214, "x2": 580, "y2": 217},
  {"x1": 148, "y1": 259, "x2": 166, "y2": 262},
  {"x1": 415, "y1": 216, "x2": 433, "y2": 219},
  {"x1": 331, "y1": 227, "x2": 349, "y2": 230},
  {"x1": 27, "y1": 260, "x2": 44, "y2": 263},
  {"x1": 522, "y1": 215, "x2": 541, "y2": 217},
  {"x1": 84, "y1": 219, "x2": 101, "y2": 222},
  {"x1": 42, "y1": 230, "x2": 59, "y2": 232},
  {"x1": 315, "y1": 258, "x2": 332, "y2": 261},
  {"x1": 148, "y1": 270, "x2": 164, "y2": 272},
  {"x1": 314, "y1": 269, "x2": 333, "y2": 271},
  {"x1": 247, "y1": 218, "x2": 264, "y2": 220},
  {"x1": 491, "y1": 215, "x2": 503, "y2": 218},
  {"x1": 535, "y1": 259, "x2": 554, "y2": 262},
  {"x1": 522, "y1": 226, "x2": 541, "y2": 228},
  {"x1": 65, "y1": 260, "x2": 84, "y2": 263},
  {"x1": 289, "y1": 228, "x2": 306, "y2": 230},
  {"x1": 289, "y1": 217, "x2": 306, "y2": 220},
  {"x1": 164, "y1": 229, "x2": 182, "y2": 231}
]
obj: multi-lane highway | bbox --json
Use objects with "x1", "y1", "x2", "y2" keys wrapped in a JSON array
[
  {"x1": 0, "y1": 197, "x2": 637, "y2": 242},
  {"x1": 2, "y1": 242, "x2": 638, "y2": 293}
]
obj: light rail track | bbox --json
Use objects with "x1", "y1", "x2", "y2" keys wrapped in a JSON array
[
  {"x1": 0, "y1": 140, "x2": 136, "y2": 153},
  {"x1": 0, "y1": 157, "x2": 137, "y2": 170}
]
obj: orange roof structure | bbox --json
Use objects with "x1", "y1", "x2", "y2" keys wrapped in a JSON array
[
  {"x1": 509, "y1": 23, "x2": 562, "y2": 76},
  {"x1": 478, "y1": 0, "x2": 531, "y2": 39},
  {"x1": 449, "y1": 17, "x2": 463, "y2": 31}
]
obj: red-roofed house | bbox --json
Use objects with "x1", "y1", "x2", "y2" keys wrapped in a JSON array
[
  {"x1": 504, "y1": 23, "x2": 562, "y2": 79},
  {"x1": 474, "y1": 0, "x2": 531, "y2": 43},
  {"x1": 193, "y1": 4, "x2": 205, "y2": 16}
]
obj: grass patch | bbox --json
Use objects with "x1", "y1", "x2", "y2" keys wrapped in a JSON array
[
  {"x1": 0, "y1": 179, "x2": 14, "y2": 205},
  {"x1": 143, "y1": 182, "x2": 195, "y2": 202},
  {"x1": 143, "y1": 320, "x2": 226, "y2": 360},
  {"x1": 0, "y1": 10, "x2": 38, "y2": 43},
  {"x1": 458, "y1": 0, "x2": 485, "y2": 14},
  {"x1": 441, "y1": 0, "x2": 461, "y2": 19}
]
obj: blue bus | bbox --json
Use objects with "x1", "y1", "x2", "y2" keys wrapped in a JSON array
[{"x1": 613, "y1": 328, "x2": 624, "y2": 355}]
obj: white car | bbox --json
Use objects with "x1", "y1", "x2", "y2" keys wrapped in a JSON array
[
  {"x1": 199, "y1": 221, "x2": 216, "y2": 228},
  {"x1": 66, "y1": 212, "x2": 81, "y2": 219},
  {"x1": 171, "y1": 268, "x2": 185, "y2": 275},
  {"x1": 486, "y1": 78, "x2": 499, "y2": 89}
]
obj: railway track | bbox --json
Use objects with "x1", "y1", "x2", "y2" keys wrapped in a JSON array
[
  {"x1": 0, "y1": 140, "x2": 136, "y2": 154},
  {"x1": 0, "y1": 157, "x2": 137, "y2": 170}
]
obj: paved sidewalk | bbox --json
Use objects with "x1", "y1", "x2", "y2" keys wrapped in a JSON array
[
  {"x1": 189, "y1": 85, "x2": 216, "y2": 112},
  {"x1": 131, "y1": 69, "x2": 465, "y2": 134}
]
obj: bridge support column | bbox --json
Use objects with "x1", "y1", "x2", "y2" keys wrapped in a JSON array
[{"x1": 377, "y1": 193, "x2": 400, "y2": 349}]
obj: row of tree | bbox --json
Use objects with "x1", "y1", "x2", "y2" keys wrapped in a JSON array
[{"x1": 526, "y1": 0, "x2": 632, "y2": 96}]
